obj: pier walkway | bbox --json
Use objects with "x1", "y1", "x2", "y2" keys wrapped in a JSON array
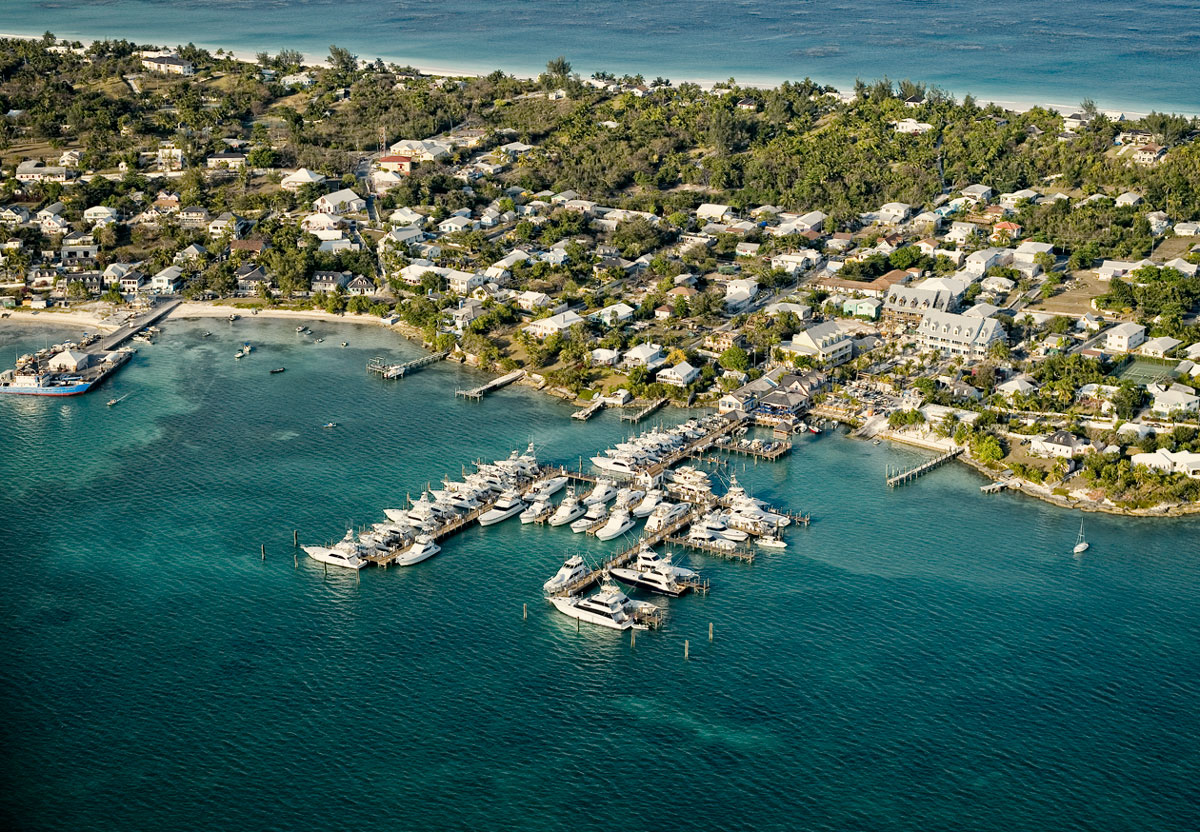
[
  {"x1": 367, "y1": 351, "x2": 448, "y2": 379},
  {"x1": 456, "y1": 369, "x2": 525, "y2": 400},
  {"x1": 571, "y1": 399, "x2": 605, "y2": 421},
  {"x1": 620, "y1": 398, "x2": 667, "y2": 423},
  {"x1": 554, "y1": 506, "x2": 698, "y2": 597},
  {"x1": 94, "y1": 300, "x2": 181, "y2": 352},
  {"x1": 886, "y1": 447, "x2": 962, "y2": 487}
]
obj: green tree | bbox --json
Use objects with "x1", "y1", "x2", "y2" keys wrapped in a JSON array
[{"x1": 718, "y1": 345, "x2": 750, "y2": 372}]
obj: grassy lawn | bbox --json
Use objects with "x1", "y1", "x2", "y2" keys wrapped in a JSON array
[{"x1": 1025, "y1": 272, "x2": 1110, "y2": 317}]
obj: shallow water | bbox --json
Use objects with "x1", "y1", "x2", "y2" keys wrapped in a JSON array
[{"x1": 1, "y1": 317, "x2": 1198, "y2": 830}]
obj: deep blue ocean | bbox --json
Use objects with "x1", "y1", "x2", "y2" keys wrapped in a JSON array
[
  {"x1": 1, "y1": 317, "x2": 1198, "y2": 830},
  {"x1": 4, "y1": 0, "x2": 1199, "y2": 113}
]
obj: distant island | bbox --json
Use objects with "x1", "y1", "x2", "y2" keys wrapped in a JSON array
[{"x1": 2, "y1": 33, "x2": 1199, "y2": 513}]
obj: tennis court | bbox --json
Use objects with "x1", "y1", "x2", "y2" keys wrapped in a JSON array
[{"x1": 1110, "y1": 358, "x2": 1178, "y2": 385}]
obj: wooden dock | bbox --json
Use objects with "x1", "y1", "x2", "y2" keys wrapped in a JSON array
[
  {"x1": 367, "y1": 350, "x2": 447, "y2": 379},
  {"x1": 94, "y1": 299, "x2": 181, "y2": 351},
  {"x1": 712, "y1": 437, "x2": 792, "y2": 461},
  {"x1": 886, "y1": 447, "x2": 962, "y2": 487},
  {"x1": 664, "y1": 536, "x2": 756, "y2": 563},
  {"x1": 553, "y1": 507, "x2": 698, "y2": 597},
  {"x1": 620, "y1": 397, "x2": 667, "y2": 423},
  {"x1": 571, "y1": 399, "x2": 605, "y2": 421},
  {"x1": 456, "y1": 369, "x2": 525, "y2": 400}
]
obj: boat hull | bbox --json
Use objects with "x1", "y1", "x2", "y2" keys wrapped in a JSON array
[
  {"x1": 610, "y1": 568, "x2": 689, "y2": 597},
  {"x1": 595, "y1": 519, "x2": 636, "y2": 541},
  {"x1": 549, "y1": 597, "x2": 634, "y2": 630},
  {"x1": 395, "y1": 543, "x2": 441, "y2": 566},
  {"x1": 479, "y1": 504, "x2": 523, "y2": 526},
  {"x1": 0, "y1": 381, "x2": 92, "y2": 395}
]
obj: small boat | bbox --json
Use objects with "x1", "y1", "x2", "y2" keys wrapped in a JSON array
[
  {"x1": 340, "y1": 341, "x2": 348, "y2": 348},
  {"x1": 242, "y1": 343, "x2": 252, "y2": 353},
  {"x1": 228, "y1": 314, "x2": 239, "y2": 322},
  {"x1": 756, "y1": 535, "x2": 787, "y2": 549},
  {"x1": 106, "y1": 393, "x2": 131, "y2": 407},
  {"x1": 873, "y1": 439, "x2": 881, "y2": 445},
  {"x1": 314, "y1": 338, "x2": 325, "y2": 343},
  {"x1": 202, "y1": 331, "x2": 212, "y2": 337},
  {"x1": 296, "y1": 326, "x2": 306, "y2": 333},
  {"x1": 323, "y1": 422, "x2": 337, "y2": 429},
  {"x1": 234, "y1": 349, "x2": 245, "y2": 359},
  {"x1": 1073, "y1": 520, "x2": 1089, "y2": 554},
  {"x1": 270, "y1": 367, "x2": 286, "y2": 374},
  {"x1": 808, "y1": 424, "x2": 821, "y2": 434}
]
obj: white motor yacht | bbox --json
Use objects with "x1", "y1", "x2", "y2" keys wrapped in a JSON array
[
  {"x1": 549, "y1": 582, "x2": 653, "y2": 630},
  {"x1": 610, "y1": 559, "x2": 690, "y2": 597},
  {"x1": 687, "y1": 525, "x2": 737, "y2": 551},
  {"x1": 302, "y1": 532, "x2": 368, "y2": 570},
  {"x1": 542, "y1": 555, "x2": 592, "y2": 594},
  {"x1": 591, "y1": 454, "x2": 641, "y2": 475},
  {"x1": 632, "y1": 489, "x2": 665, "y2": 518},
  {"x1": 395, "y1": 534, "x2": 441, "y2": 565},
  {"x1": 756, "y1": 534, "x2": 787, "y2": 549},
  {"x1": 583, "y1": 479, "x2": 617, "y2": 506},
  {"x1": 549, "y1": 488, "x2": 586, "y2": 526},
  {"x1": 571, "y1": 501, "x2": 608, "y2": 533},
  {"x1": 533, "y1": 475, "x2": 569, "y2": 498},
  {"x1": 520, "y1": 496, "x2": 553, "y2": 524},
  {"x1": 702, "y1": 513, "x2": 749, "y2": 542},
  {"x1": 595, "y1": 507, "x2": 636, "y2": 541},
  {"x1": 613, "y1": 487, "x2": 645, "y2": 509},
  {"x1": 645, "y1": 501, "x2": 689, "y2": 533},
  {"x1": 478, "y1": 490, "x2": 525, "y2": 526}
]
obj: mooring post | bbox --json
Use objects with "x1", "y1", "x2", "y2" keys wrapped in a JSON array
[{"x1": 684, "y1": 639, "x2": 689, "y2": 660}]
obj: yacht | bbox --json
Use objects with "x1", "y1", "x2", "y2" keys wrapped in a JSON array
[
  {"x1": 1073, "y1": 520, "x2": 1089, "y2": 554},
  {"x1": 613, "y1": 487, "x2": 645, "y2": 509},
  {"x1": 520, "y1": 496, "x2": 553, "y2": 524},
  {"x1": 610, "y1": 557, "x2": 691, "y2": 597},
  {"x1": 429, "y1": 487, "x2": 482, "y2": 511},
  {"x1": 549, "y1": 488, "x2": 586, "y2": 526},
  {"x1": 595, "y1": 507, "x2": 636, "y2": 541},
  {"x1": 543, "y1": 555, "x2": 592, "y2": 594},
  {"x1": 591, "y1": 454, "x2": 641, "y2": 475},
  {"x1": 407, "y1": 492, "x2": 455, "y2": 526},
  {"x1": 756, "y1": 534, "x2": 787, "y2": 549},
  {"x1": 532, "y1": 475, "x2": 568, "y2": 498},
  {"x1": 645, "y1": 501, "x2": 690, "y2": 533},
  {"x1": 632, "y1": 488, "x2": 665, "y2": 518},
  {"x1": 701, "y1": 513, "x2": 749, "y2": 542},
  {"x1": 686, "y1": 525, "x2": 738, "y2": 551},
  {"x1": 302, "y1": 533, "x2": 368, "y2": 570},
  {"x1": 395, "y1": 534, "x2": 441, "y2": 566},
  {"x1": 479, "y1": 490, "x2": 525, "y2": 526},
  {"x1": 632, "y1": 545, "x2": 697, "y2": 578},
  {"x1": 549, "y1": 582, "x2": 653, "y2": 630},
  {"x1": 571, "y1": 501, "x2": 608, "y2": 533},
  {"x1": 583, "y1": 479, "x2": 617, "y2": 506}
]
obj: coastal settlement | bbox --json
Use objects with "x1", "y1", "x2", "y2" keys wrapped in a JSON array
[{"x1": 1, "y1": 35, "x2": 1199, "y2": 512}]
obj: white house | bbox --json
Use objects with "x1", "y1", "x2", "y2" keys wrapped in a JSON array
[
  {"x1": 961, "y1": 184, "x2": 994, "y2": 203},
  {"x1": 151, "y1": 265, "x2": 184, "y2": 293},
  {"x1": 438, "y1": 216, "x2": 475, "y2": 234},
  {"x1": 724, "y1": 278, "x2": 759, "y2": 311},
  {"x1": 770, "y1": 250, "x2": 821, "y2": 275},
  {"x1": 656, "y1": 361, "x2": 700, "y2": 388},
  {"x1": 313, "y1": 189, "x2": 365, "y2": 215},
  {"x1": 964, "y1": 247, "x2": 1011, "y2": 276},
  {"x1": 696, "y1": 203, "x2": 733, "y2": 223},
  {"x1": 388, "y1": 206, "x2": 425, "y2": 226},
  {"x1": 781, "y1": 322, "x2": 854, "y2": 366},
  {"x1": 281, "y1": 168, "x2": 326, "y2": 192},
  {"x1": 1131, "y1": 448, "x2": 1200, "y2": 478},
  {"x1": 1105, "y1": 322, "x2": 1145, "y2": 353},
  {"x1": 878, "y1": 203, "x2": 911, "y2": 226},
  {"x1": 524, "y1": 310, "x2": 583, "y2": 339},
  {"x1": 1030, "y1": 430, "x2": 1094, "y2": 459},
  {"x1": 1149, "y1": 383, "x2": 1199, "y2": 417},
  {"x1": 590, "y1": 303, "x2": 635, "y2": 326},
  {"x1": 622, "y1": 343, "x2": 666, "y2": 370},
  {"x1": 141, "y1": 55, "x2": 195, "y2": 75},
  {"x1": 1140, "y1": 336, "x2": 1182, "y2": 358},
  {"x1": 945, "y1": 221, "x2": 981, "y2": 245},
  {"x1": 517, "y1": 290, "x2": 553, "y2": 312}
]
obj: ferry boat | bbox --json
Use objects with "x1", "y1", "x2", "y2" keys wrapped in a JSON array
[
  {"x1": 595, "y1": 507, "x2": 636, "y2": 541},
  {"x1": 543, "y1": 555, "x2": 591, "y2": 594},
  {"x1": 549, "y1": 488, "x2": 586, "y2": 526},
  {"x1": 0, "y1": 372, "x2": 92, "y2": 396},
  {"x1": 479, "y1": 490, "x2": 525, "y2": 526},
  {"x1": 549, "y1": 582, "x2": 654, "y2": 630},
  {"x1": 395, "y1": 535, "x2": 441, "y2": 566}
]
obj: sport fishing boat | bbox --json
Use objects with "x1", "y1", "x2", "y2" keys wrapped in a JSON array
[
  {"x1": 302, "y1": 531, "x2": 368, "y2": 570},
  {"x1": 394, "y1": 534, "x2": 441, "y2": 566},
  {"x1": 478, "y1": 490, "x2": 525, "y2": 526},
  {"x1": 542, "y1": 555, "x2": 591, "y2": 594},
  {"x1": 632, "y1": 488, "x2": 665, "y2": 518},
  {"x1": 549, "y1": 488, "x2": 586, "y2": 526},
  {"x1": 645, "y1": 501, "x2": 689, "y2": 533},
  {"x1": 571, "y1": 501, "x2": 608, "y2": 533},
  {"x1": 549, "y1": 582, "x2": 655, "y2": 631},
  {"x1": 583, "y1": 479, "x2": 617, "y2": 506},
  {"x1": 595, "y1": 507, "x2": 636, "y2": 541},
  {"x1": 520, "y1": 496, "x2": 553, "y2": 524}
]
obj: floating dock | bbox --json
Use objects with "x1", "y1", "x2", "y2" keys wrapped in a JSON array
[
  {"x1": 367, "y1": 350, "x2": 448, "y2": 379},
  {"x1": 886, "y1": 447, "x2": 963, "y2": 487},
  {"x1": 456, "y1": 369, "x2": 525, "y2": 400}
]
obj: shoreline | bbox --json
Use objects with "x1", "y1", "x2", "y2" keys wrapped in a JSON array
[{"x1": 2, "y1": 30, "x2": 1192, "y2": 119}]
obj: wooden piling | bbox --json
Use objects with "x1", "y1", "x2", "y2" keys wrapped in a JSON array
[
  {"x1": 261, "y1": 543, "x2": 265, "y2": 561},
  {"x1": 684, "y1": 639, "x2": 689, "y2": 660},
  {"x1": 293, "y1": 529, "x2": 298, "y2": 547},
  {"x1": 523, "y1": 603, "x2": 527, "y2": 620},
  {"x1": 631, "y1": 629, "x2": 636, "y2": 648},
  {"x1": 709, "y1": 622, "x2": 713, "y2": 642}
]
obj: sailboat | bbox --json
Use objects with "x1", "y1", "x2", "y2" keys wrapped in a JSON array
[{"x1": 1073, "y1": 519, "x2": 1089, "y2": 554}]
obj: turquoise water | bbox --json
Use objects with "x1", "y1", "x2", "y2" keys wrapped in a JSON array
[
  {"x1": 2, "y1": 317, "x2": 1200, "y2": 830},
  {"x1": 6, "y1": 0, "x2": 1200, "y2": 113}
]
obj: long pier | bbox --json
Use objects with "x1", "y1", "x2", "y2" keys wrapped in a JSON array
[
  {"x1": 886, "y1": 447, "x2": 962, "y2": 487},
  {"x1": 456, "y1": 369, "x2": 525, "y2": 400},
  {"x1": 94, "y1": 299, "x2": 181, "y2": 351},
  {"x1": 554, "y1": 506, "x2": 698, "y2": 597},
  {"x1": 368, "y1": 350, "x2": 448, "y2": 379},
  {"x1": 712, "y1": 436, "x2": 792, "y2": 461},
  {"x1": 620, "y1": 397, "x2": 667, "y2": 423}
]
